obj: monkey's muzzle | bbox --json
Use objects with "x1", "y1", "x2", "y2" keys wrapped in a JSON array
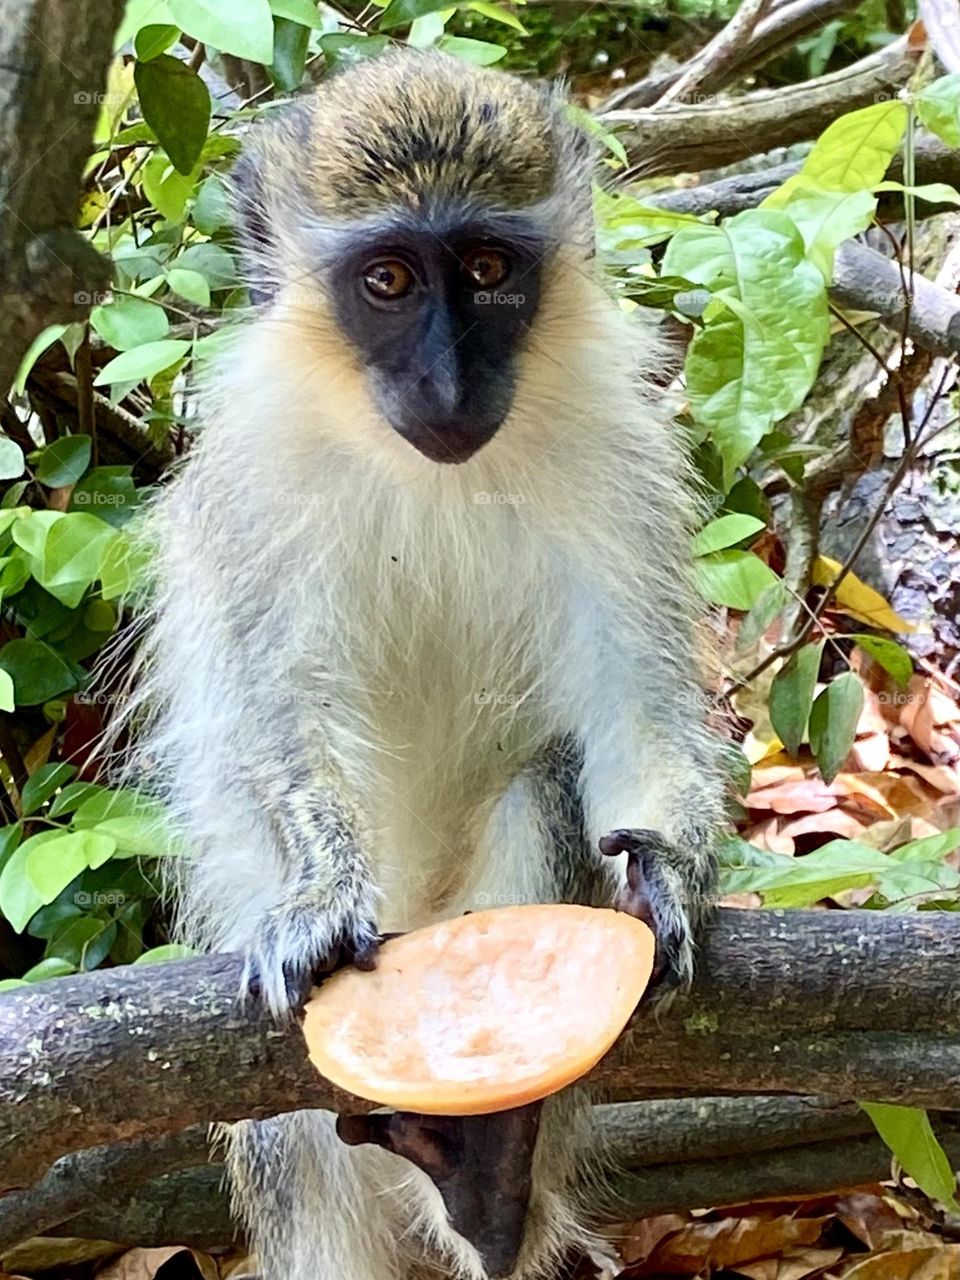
[{"x1": 337, "y1": 1101, "x2": 542, "y2": 1278}]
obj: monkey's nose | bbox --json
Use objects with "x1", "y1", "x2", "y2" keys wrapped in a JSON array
[{"x1": 337, "y1": 1101, "x2": 542, "y2": 1276}]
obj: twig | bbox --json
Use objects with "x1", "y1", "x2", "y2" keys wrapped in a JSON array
[{"x1": 655, "y1": 0, "x2": 771, "y2": 107}]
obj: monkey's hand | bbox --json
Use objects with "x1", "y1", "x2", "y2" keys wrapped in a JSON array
[
  {"x1": 599, "y1": 828, "x2": 706, "y2": 994},
  {"x1": 242, "y1": 892, "x2": 380, "y2": 1020}
]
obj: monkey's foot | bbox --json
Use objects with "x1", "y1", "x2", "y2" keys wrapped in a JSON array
[
  {"x1": 243, "y1": 910, "x2": 380, "y2": 1018},
  {"x1": 599, "y1": 828, "x2": 695, "y2": 991},
  {"x1": 337, "y1": 1103, "x2": 542, "y2": 1279}
]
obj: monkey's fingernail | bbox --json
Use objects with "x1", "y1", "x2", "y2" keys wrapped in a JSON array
[
  {"x1": 353, "y1": 940, "x2": 379, "y2": 971},
  {"x1": 599, "y1": 830, "x2": 632, "y2": 856}
]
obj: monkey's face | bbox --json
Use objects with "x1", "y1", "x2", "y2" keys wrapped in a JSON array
[{"x1": 329, "y1": 223, "x2": 543, "y2": 464}]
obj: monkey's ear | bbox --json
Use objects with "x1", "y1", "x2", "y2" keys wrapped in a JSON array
[{"x1": 229, "y1": 148, "x2": 275, "y2": 305}]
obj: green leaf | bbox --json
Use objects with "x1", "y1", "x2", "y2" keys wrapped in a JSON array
[
  {"x1": 860, "y1": 1104, "x2": 959, "y2": 1211},
  {"x1": 165, "y1": 267, "x2": 211, "y2": 307},
  {"x1": 736, "y1": 579, "x2": 790, "y2": 653},
  {"x1": 167, "y1": 0, "x2": 274, "y2": 63},
  {"x1": 135, "y1": 55, "x2": 210, "y2": 175},
  {"x1": 809, "y1": 672, "x2": 864, "y2": 783},
  {"x1": 270, "y1": 15, "x2": 310, "y2": 89},
  {"x1": 30, "y1": 513, "x2": 119, "y2": 609},
  {"x1": 100, "y1": 530, "x2": 151, "y2": 600},
  {"x1": 890, "y1": 830, "x2": 960, "y2": 864},
  {"x1": 0, "y1": 639, "x2": 78, "y2": 705},
  {"x1": 12, "y1": 324, "x2": 66, "y2": 396},
  {"x1": 35, "y1": 435, "x2": 92, "y2": 488},
  {"x1": 319, "y1": 32, "x2": 390, "y2": 70},
  {"x1": 141, "y1": 152, "x2": 198, "y2": 222},
  {"x1": 467, "y1": 0, "x2": 527, "y2": 31},
  {"x1": 772, "y1": 186, "x2": 876, "y2": 282},
  {"x1": 437, "y1": 35, "x2": 506, "y2": 63},
  {"x1": 93, "y1": 814, "x2": 178, "y2": 858},
  {"x1": 72, "y1": 788, "x2": 166, "y2": 829},
  {"x1": 853, "y1": 634, "x2": 913, "y2": 688},
  {"x1": 379, "y1": 0, "x2": 453, "y2": 28},
  {"x1": 191, "y1": 174, "x2": 233, "y2": 235},
  {"x1": 115, "y1": 0, "x2": 175, "y2": 47},
  {"x1": 93, "y1": 339, "x2": 191, "y2": 387},
  {"x1": 693, "y1": 513, "x2": 765, "y2": 556},
  {"x1": 270, "y1": 0, "x2": 324, "y2": 24},
  {"x1": 134, "y1": 942, "x2": 197, "y2": 964},
  {"x1": 796, "y1": 100, "x2": 907, "y2": 192},
  {"x1": 596, "y1": 190, "x2": 708, "y2": 251},
  {"x1": 875, "y1": 180, "x2": 960, "y2": 206},
  {"x1": 91, "y1": 296, "x2": 170, "y2": 352},
  {"x1": 769, "y1": 641, "x2": 825, "y2": 756},
  {"x1": 0, "y1": 438, "x2": 25, "y2": 482},
  {"x1": 0, "y1": 833, "x2": 58, "y2": 931},
  {"x1": 0, "y1": 670, "x2": 13, "y2": 713},
  {"x1": 175, "y1": 243, "x2": 238, "y2": 290},
  {"x1": 25, "y1": 834, "x2": 94, "y2": 902},
  {"x1": 69, "y1": 467, "x2": 140, "y2": 529},
  {"x1": 693, "y1": 549, "x2": 777, "y2": 610},
  {"x1": 48, "y1": 781, "x2": 109, "y2": 819},
  {"x1": 663, "y1": 210, "x2": 829, "y2": 478},
  {"x1": 46, "y1": 915, "x2": 117, "y2": 971},
  {"x1": 917, "y1": 74, "x2": 960, "y2": 149},
  {"x1": 21, "y1": 762, "x2": 77, "y2": 817},
  {"x1": 134, "y1": 23, "x2": 181, "y2": 60},
  {"x1": 22, "y1": 956, "x2": 76, "y2": 981}
]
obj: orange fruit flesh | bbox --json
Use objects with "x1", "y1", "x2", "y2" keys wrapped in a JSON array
[{"x1": 302, "y1": 904, "x2": 655, "y2": 1115}]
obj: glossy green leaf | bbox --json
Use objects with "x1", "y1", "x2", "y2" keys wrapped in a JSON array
[
  {"x1": 271, "y1": 15, "x2": 311, "y2": 89},
  {"x1": 809, "y1": 672, "x2": 864, "y2": 783},
  {"x1": 165, "y1": 267, "x2": 211, "y2": 307},
  {"x1": 0, "y1": 439, "x2": 25, "y2": 482},
  {"x1": 176, "y1": 243, "x2": 238, "y2": 289},
  {"x1": 22, "y1": 956, "x2": 76, "y2": 981},
  {"x1": 693, "y1": 549, "x2": 778, "y2": 610},
  {"x1": 21, "y1": 762, "x2": 77, "y2": 817},
  {"x1": 30, "y1": 513, "x2": 119, "y2": 609},
  {"x1": 769, "y1": 641, "x2": 825, "y2": 756},
  {"x1": 0, "y1": 670, "x2": 13, "y2": 713},
  {"x1": 917, "y1": 74, "x2": 960, "y2": 149},
  {"x1": 596, "y1": 191, "x2": 707, "y2": 251},
  {"x1": 141, "y1": 153, "x2": 198, "y2": 222},
  {"x1": 47, "y1": 915, "x2": 117, "y2": 971},
  {"x1": 48, "y1": 781, "x2": 109, "y2": 819},
  {"x1": 134, "y1": 23, "x2": 181, "y2": 60},
  {"x1": 693, "y1": 513, "x2": 765, "y2": 556},
  {"x1": 0, "y1": 835, "x2": 51, "y2": 931},
  {"x1": 93, "y1": 339, "x2": 191, "y2": 387},
  {"x1": 736, "y1": 579, "x2": 791, "y2": 652},
  {"x1": 380, "y1": 0, "x2": 455, "y2": 28},
  {"x1": 270, "y1": 0, "x2": 324, "y2": 24},
  {"x1": 861, "y1": 1104, "x2": 959, "y2": 1211},
  {"x1": 468, "y1": 0, "x2": 528, "y2": 31},
  {"x1": 319, "y1": 33, "x2": 391, "y2": 70},
  {"x1": 12, "y1": 325, "x2": 66, "y2": 397},
  {"x1": 795, "y1": 99, "x2": 907, "y2": 192},
  {"x1": 35, "y1": 435, "x2": 92, "y2": 488},
  {"x1": 0, "y1": 639, "x2": 78, "y2": 705},
  {"x1": 663, "y1": 210, "x2": 829, "y2": 478},
  {"x1": 167, "y1": 0, "x2": 274, "y2": 63},
  {"x1": 91, "y1": 297, "x2": 170, "y2": 352},
  {"x1": 773, "y1": 186, "x2": 876, "y2": 281},
  {"x1": 134, "y1": 942, "x2": 197, "y2": 964},
  {"x1": 25, "y1": 834, "x2": 94, "y2": 902},
  {"x1": 853, "y1": 634, "x2": 913, "y2": 688},
  {"x1": 438, "y1": 35, "x2": 507, "y2": 63}
]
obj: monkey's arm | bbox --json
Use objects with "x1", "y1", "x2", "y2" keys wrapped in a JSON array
[{"x1": 239, "y1": 762, "x2": 381, "y2": 1016}]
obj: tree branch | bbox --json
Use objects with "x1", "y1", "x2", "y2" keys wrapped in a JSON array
[
  {"x1": 0, "y1": 0, "x2": 126, "y2": 392},
  {"x1": 4, "y1": 909, "x2": 960, "y2": 1195},
  {"x1": 604, "y1": 36, "x2": 920, "y2": 179}
]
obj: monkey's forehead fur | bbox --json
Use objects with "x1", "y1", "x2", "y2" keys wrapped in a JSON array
[{"x1": 250, "y1": 49, "x2": 592, "y2": 226}]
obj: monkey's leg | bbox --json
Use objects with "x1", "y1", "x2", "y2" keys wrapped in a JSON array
[{"x1": 226, "y1": 1111, "x2": 413, "y2": 1280}]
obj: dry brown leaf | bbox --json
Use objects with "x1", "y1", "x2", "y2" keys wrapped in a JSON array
[
  {"x1": 851, "y1": 733, "x2": 892, "y2": 773},
  {"x1": 834, "y1": 1191, "x2": 915, "y2": 1250},
  {"x1": 632, "y1": 1212, "x2": 829, "y2": 1274},
  {"x1": 749, "y1": 779, "x2": 838, "y2": 814},
  {"x1": 736, "y1": 1245, "x2": 844, "y2": 1279},
  {"x1": 618, "y1": 1213, "x2": 690, "y2": 1266},
  {"x1": 97, "y1": 1248, "x2": 219, "y2": 1280},
  {"x1": 838, "y1": 1244, "x2": 960, "y2": 1278}
]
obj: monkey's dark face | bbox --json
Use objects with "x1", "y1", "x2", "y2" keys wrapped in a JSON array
[{"x1": 329, "y1": 223, "x2": 543, "y2": 464}]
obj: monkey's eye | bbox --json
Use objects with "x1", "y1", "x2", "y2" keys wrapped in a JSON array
[
  {"x1": 462, "y1": 247, "x2": 510, "y2": 290},
  {"x1": 362, "y1": 259, "x2": 415, "y2": 300}
]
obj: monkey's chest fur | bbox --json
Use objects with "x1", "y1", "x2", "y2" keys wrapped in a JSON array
[{"x1": 305, "y1": 513, "x2": 569, "y2": 933}]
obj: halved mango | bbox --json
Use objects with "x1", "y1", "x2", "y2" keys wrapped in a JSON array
[{"x1": 302, "y1": 904, "x2": 654, "y2": 1115}]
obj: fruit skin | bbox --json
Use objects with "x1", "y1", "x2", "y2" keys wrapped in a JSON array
[{"x1": 302, "y1": 905, "x2": 655, "y2": 1115}]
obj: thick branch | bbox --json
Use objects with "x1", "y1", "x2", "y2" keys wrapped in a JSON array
[
  {"x1": 23, "y1": 1102, "x2": 955, "y2": 1250},
  {"x1": 0, "y1": 0, "x2": 125, "y2": 391},
  {"x1": 602, "y1": 0, "x2": 864, "y2": 109},
  {"x1": 603, "y1": 36, "x2": 920, "y2": 178},
  {"x1": 3, "y1": 910, "x2": 960, "y2": 1193}
]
